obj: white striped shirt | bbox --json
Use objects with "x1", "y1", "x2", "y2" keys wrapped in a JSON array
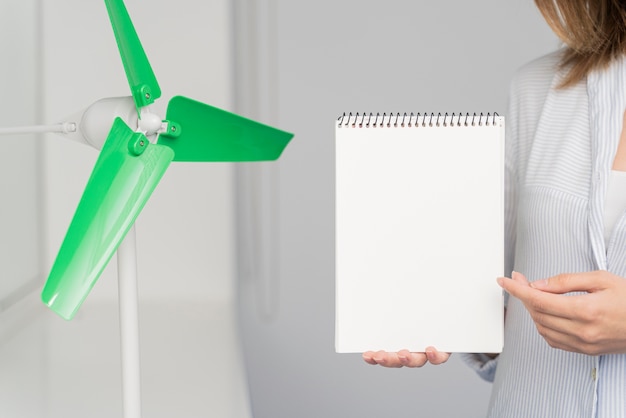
[{"x1": 463, "y1": 49, "x2": 626, "y2": 418}]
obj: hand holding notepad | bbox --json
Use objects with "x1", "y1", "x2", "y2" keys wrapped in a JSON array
[
  {"x1": 335, "y1": 112, "x2": 505, "y2": 354},
  {"x1": 363, "y1": 348, "x2": 451, "y2": 367}
]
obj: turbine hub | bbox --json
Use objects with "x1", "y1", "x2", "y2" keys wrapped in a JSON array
[{"x1": 138, "y1": 108, "x2": 164, "y2": 138}]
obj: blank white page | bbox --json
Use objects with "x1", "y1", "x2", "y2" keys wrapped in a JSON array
[{"x1": 335, "y1": 113, "x2": 504, "y2": 353}]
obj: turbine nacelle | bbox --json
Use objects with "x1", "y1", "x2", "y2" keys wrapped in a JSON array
[
  {"x1": 63, "y1": 97, "x2": 137, "y2": 149},
  {"x1": 62, "y1": 97, "x2": 168, "y2": 150}
]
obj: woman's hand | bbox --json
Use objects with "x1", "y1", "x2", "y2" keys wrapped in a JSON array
[
  {"x1": 498, "y1": 270, "x2": 626, "y2": 356},
  {"x1": 362, "y1": 347, "x2": 450, "y2": 368}
]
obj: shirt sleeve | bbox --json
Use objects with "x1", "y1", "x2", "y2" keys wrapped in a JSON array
[
  {"x1": 459, "y1": 353, "x2": 499, "y2": 382},
  {"x1": 504, "y1": 74, "x2": 520, "y2": 284}
]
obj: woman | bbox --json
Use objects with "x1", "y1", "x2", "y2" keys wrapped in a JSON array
[{"x1": 364, "y1": 1, "x2": 626, "y2": 416}]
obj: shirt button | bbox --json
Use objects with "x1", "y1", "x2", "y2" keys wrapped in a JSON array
[{"x1": 592, "y1": 367, "x2": 597, "y2": 381}]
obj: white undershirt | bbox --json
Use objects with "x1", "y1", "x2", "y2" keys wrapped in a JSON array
[{"x1": 604, "y1": 169, "x2": 626, "y2": 246}]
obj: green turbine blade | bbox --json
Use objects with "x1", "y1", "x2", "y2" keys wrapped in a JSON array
[
  {"x1": 158, "y1": 96, "x2": 294, "y2": 162},
  {"x1": 104, "y1": 0, "x2": 162, "y2": 110},
  {"x1": 42, "y1": 118, "x2": 174, "y2": 320}
]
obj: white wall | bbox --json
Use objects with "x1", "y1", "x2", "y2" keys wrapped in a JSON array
[
  {"x1": 42, "y1": 0, "x2": 235, "y2": 305},
  {"x1": 0, "y1": 0, "x2": 43, "y2": 308},
  {"x1": 0, "y1": 2, "x2": 252, "y2": 417}
]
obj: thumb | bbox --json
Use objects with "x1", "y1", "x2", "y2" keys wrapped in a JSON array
[{"x1": 530, "y1": 272, "x2": 605, "y2": 294}]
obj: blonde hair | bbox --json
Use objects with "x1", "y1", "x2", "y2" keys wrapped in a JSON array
[{"x1": 534, "y1": 0, "x2": 626, "y2": 87}]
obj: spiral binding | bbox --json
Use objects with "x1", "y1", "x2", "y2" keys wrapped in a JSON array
[{"x1": 336, "y1": 112, "x2": 501, "y2": 128}]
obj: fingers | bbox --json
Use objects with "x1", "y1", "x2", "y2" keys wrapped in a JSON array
[
  {"x1": 425, "y1": 347, "x2": 450, "y2": 365},
  {"x1": 498, "y1": 275, "x2": 538, "y2": 306},
  {"x1": 530, "y1": 271, "x2": 611, "y2": 294},
  {"x1": 497, "y1": 275, "x2": 577, "y2": 318},
  {"x1": 362, "y1": 348, "x2": 449, "y2": 368},
  {"x1": 362, "y1": 351, "x2": 379, "y2": 365},
  {"x1": 398, "y1": 350, "x2": 429, "y2": 367},
  {"x1": 363, "y1": 350, "x2": 418, "y2": 368}
]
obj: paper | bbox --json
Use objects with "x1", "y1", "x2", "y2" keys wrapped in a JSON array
[{"x1": 335, "y1": 113, "x2": 505, "y2": 353}]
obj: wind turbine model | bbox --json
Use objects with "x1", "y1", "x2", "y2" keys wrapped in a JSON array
[{"x1": 0, "y1": 1, "x2": 292, "y2": 417}]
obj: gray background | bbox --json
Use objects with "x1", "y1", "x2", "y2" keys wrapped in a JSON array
[{"x1": 234, "y1": 1, "x2": 558, "y2": 417}]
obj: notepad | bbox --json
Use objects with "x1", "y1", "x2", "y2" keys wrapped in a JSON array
[{"x1": 335, "y1": 112, "x2": 504, "y2": 354}]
